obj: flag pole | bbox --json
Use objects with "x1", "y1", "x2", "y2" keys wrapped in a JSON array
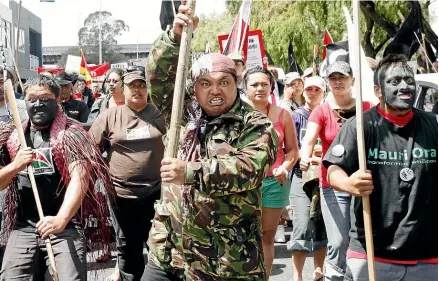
[
  {"x1": 312, "y1": 45, "x2": 319, "y2": 75},
  {"x1": 413, "y1": 32, "x2": 437, "y2": 73},
  {"x1": 352, "y1": 1, "x2": 376, "y2": 279},
  {"x1": 165, "y1": 0, "x2": 196, "y2": 162},
  {"x1": 238, "y1": 0, "x2": 252, "y2": 54},
  {"x1": 235, "y1": 4, "x2": 243, "y2": 54}
]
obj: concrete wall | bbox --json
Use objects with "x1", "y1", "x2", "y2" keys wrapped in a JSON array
[{"x1": 10, "y1": 0, "x2": 42, "y2": 79}]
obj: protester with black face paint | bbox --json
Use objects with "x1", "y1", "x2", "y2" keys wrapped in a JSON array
[
  {"x1": 323, "y1": 54, "x2": 438, "y2": 281},
  {"x1": 56, "y1": 71, "x2": 90, "y2": 123},
  {"x1": 0, "y1": 75, "x2": 113, "y2": 281}
]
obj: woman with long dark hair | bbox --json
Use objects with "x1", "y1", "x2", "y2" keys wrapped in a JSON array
[{"x1": 244, "y1": 66, "x2": 299, "y2": 279}]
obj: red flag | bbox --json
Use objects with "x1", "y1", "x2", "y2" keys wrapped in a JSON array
[
  {"x1": 322, "y1": 28, "x2": 334, "y2": 60},
  {"x1": 222, "y1": 0, "x2": 252, "y2": 62},
  {"x1": 88, "y1": 62, "x2": 110, "y2": 77},
  {"x1": 80, "y1": 50, "x2": 92, "y2": 86}
]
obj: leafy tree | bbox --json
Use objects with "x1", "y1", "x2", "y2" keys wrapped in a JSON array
[
  {"x1": 78, "y1": 11, "x2": 129, "y2": 64},
  {"x1": 222, "y1": 0, "x2": 436, "y2": 71},
  {"x1": 191, "y1": 12, "x2": 234, "y2": 53}
]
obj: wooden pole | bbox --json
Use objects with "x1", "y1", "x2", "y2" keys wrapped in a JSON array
[
  {"x1": 165, "y1": 0, "x2": 196, "y2": 159},
  {"x1": 414, "y1": 32, "x2": 437, "y2": 73},
  {"x1": 352, "y1": 1, "x2": 376, "y2": 280},
  {"x1": 14, "y1": 0, "x2": 22, "y2": 64},
  {"x1": 312, "y1": 45, "x2": 319, "y2": 76},
  {"x1": 4, "y1": 80, "x2": 59, "y2": 281}
]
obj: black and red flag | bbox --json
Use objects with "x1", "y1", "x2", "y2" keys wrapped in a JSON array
[{"x1": 322, "y1": 28, "x2": 334, "y2": 60}]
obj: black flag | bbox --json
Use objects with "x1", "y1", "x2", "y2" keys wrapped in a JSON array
[
  {"x1": 159, "y1": 0, "x2": 181, "y2": 31},
  {"x1": 288, "y1": 41, "x2": 302, "y2": 75},
  {"x1": 383, "y1": 2, "x2": 423, "y2": 59}
]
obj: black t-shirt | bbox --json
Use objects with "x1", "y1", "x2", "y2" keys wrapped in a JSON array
[
  {"x1": 323, "y1": 106, "x2": 438, "y2": 261},
  {"x1": 1, "y1": 127, "x2": 76, "y2": 231},
  {"x1": 61, "y1": 99, "x2": 90, "y2": 123}
]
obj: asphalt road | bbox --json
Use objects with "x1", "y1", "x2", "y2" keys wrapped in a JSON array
[{"x1": 85, "y1": 225, "x2": 317, "y2": 281}]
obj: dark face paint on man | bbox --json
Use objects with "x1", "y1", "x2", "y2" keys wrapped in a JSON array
[
  {"x1": 25, "y1": 85, "x2": 58, "y2": 127},
  {"x1": 380, "y1": 66, "x2": 416, "y2": 111},
  {"x1": 26, "y1": 98, "x2": 57, "y2": 127}
]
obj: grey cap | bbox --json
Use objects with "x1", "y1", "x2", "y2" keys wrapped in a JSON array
[
  {"x1": 122, "y1": 70, "x2": 147, "y2": 84},
  {"x1": 326, "y1": 61, "x2": 352, "y2": 77}
]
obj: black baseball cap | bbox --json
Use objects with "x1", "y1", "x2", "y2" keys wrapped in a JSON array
[{"x1": 55, "y1": 71, "x2": 73, "y2": 85}]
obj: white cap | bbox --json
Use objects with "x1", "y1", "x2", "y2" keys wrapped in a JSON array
[{"x1": 304, "y1": 76, "x2": 326, "y2": 92}]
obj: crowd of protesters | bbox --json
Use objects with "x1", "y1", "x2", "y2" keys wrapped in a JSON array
[{"x1": 0, "y1": 3, "x2": 436, "y2": 281}]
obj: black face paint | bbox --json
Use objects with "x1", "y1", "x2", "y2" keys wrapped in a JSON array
[
  {"x1": 25, "y1": 98, "x2": 57, "y2": 127},
  {"x1": 381, "y1": 66, "x2": 416, "y2": 111}
]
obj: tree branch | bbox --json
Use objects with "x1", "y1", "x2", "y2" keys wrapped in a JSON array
[
  {"x1": 360, "y1": 0, "x2": 398, "y2": 37},
  {"x1": 363, "y1": 10, "x2": 376, "y2": 58}
]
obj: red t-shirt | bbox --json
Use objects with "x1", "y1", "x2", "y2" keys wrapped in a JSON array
[{"x1": 308, "y1": 101, "x2": 374, "y2": 187}]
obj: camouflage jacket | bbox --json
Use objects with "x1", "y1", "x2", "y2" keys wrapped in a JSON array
[
  {"x1": 147, "y1": 29, "x2": 184, "y2": 126},
  {"x1": 148, "y1": 97, "x2": 278, "y2": 281}
]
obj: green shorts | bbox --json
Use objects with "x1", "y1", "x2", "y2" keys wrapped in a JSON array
[{"x1": 261, "y1": 176, "x2": 291, "y2": 208}]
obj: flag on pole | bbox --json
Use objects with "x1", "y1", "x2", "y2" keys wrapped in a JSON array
[
  {"x1": 288, "y1": 40, "x2": 302, "y2": 75},
  {"x1": 222, "y1": 0, "x2": 252, "y2": 61},
  {"x1": 318, "y1": 40, "x2": 349, "y2": 77},
  {"x1": 343, "y1": 7, "x2": 378, "y2": 105},
  {"x1": 80, "y1": 50, "x2": 92, "y2": 87},
  {"x1": 322, "y1": 28, "x2": 334, "y2": 60}
]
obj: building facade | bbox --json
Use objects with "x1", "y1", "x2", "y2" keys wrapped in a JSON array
[
  {"x1": 4, "y1": 1, "x2": 43, "y2": 80},
  {"x1": 43, "y1": 43, "x2": 152, "y2": 66}
]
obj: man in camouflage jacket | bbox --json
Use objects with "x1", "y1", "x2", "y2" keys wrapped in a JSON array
[{"x1": 143, "y1": 6, "x2": 278, "y2": 281}]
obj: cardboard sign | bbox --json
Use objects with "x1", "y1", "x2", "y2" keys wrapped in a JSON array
[
  {"x1": 65, "y1": 55, "x2": 82, "y2": 74},
  {"x1": 218, "y1": 29, "x2": 268, "y2": 69}
]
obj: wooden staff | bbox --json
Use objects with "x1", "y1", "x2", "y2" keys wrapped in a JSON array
[
  {"x1": 414, "y1": 32, "x2": 437, "y2": 73},
  {"x1": 4, "y1": 80, "x2": 59, "y2": 281},
  {"x1": 312, "y1": 44, "x2": 319, "y2": 75},
  {"x1": 352, "y1": 0, "x2": 376, "y2": 280},
  {"x1": 166, "y1": 0, "x2": 196, "y2": 159}
]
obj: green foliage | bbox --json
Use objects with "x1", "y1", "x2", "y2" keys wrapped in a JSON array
[
  {"x1": 216, "y1": 0, "x2": 432, "y2": 72},
  {"x1": 191, "y1": 12, "x2": 234, "y2": 52},
  {"x1": 77, "y1": 11, "x2": 129, "y2": 64}
]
